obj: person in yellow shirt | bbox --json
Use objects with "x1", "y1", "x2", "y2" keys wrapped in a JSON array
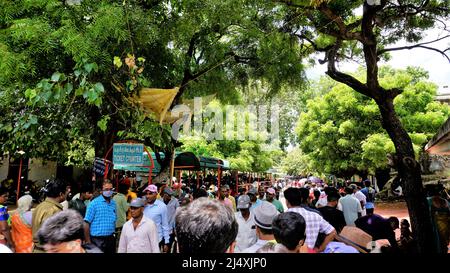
[{"x1": 224, "y1": 185, "x2": 236, "y2": 212}]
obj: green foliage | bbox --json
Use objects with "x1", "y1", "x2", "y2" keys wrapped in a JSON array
[
  {"x1": 280, "y1": 147, "x2": 312, "y2": 175},
  {"x1": 0, "y1": 0, "x2": 308, "y2": 167},
  {"x1": 296, "y1": 66, "x2": 450, "y2": 176}
]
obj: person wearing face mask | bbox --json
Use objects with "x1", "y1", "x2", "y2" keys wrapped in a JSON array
[
  {"x1": 83, "y1": 180, "x2": 117, "y2": 253},
  {"x1": 32, "y1": 179, "x2": 69, "y2": 253}
]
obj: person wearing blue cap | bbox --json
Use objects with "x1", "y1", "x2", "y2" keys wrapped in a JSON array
[
  {"x1": 118, "y1": 198, "x2": 160, "y2": 253},
  {"x1": 354, "y1": 206, "x2": 399, "y2": 249}
]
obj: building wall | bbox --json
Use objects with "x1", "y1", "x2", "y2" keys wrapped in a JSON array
[
  {"x1": 0, "y1": 155, "x2": 8, "y2": 181},
  {"x1": 28, "y1": 158, "x2": 57, "y2": 184}
]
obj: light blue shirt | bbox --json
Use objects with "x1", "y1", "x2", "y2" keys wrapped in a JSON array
[
  {"x1": 161, "y1": 197, "x2": 179, "y2": 232},
  {"x1": 250, "y1": 199, "x2": 262, "y2": 211},
  {"x1": 84, "y1": 195, "x2": 117, "y2": 236},
  {"x1": 143, "y1": 199, "x2": 170, "y2": 244}
]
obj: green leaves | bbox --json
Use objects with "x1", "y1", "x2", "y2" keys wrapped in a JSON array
[
  {"x1": 97, "y1": 115, "x2": 110, "y2": 132},
  {"x1": 296, "y1": 66, "x2": 450, "y2": 176},
  {"x1": 113, "y1": 56, "x2": 123, "y2": 69}
]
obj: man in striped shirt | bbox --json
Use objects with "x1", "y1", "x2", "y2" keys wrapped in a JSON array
[{"x1": 284, "y1": 187, "x2": 336, "y2": 253}]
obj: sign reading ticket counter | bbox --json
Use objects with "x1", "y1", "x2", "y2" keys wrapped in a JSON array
[{"x1": 113, "y1": 143, "x2": 144, "y2": 166}]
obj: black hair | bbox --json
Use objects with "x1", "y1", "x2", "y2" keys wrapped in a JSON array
[
  {"x1": 388, "y1": 216, "x2": 399, "y2": 229},
  {"x1": 272, "y1": 212, "x2": 306, "y2": 250},
  {"x1": 80, "y1": 183, "x2": 93, "y2": 194},
  {"x1": 364, "y1": 180, "x2": 371, "y2": 187},
  {"x1": 175, "y1": 198, "x2": 238, "y2": 253},
  {"x1": 324, "y1": 187, "x2": 337, "y2": 195},
  {"x1": 45, "y1": 179, "x2": 68, "y2": 198},
  {"x1": 257, "y1": 226, "x2": 274, "y2": 235},
  {"x1": 118, "y1": 183, "x2": 129, "y2": 194},
  {"x1": 193, "y1": 189, "x2": 208, "y2": 199},
  {"x1": 366, "y1": 208, "x2": 374, "y2": 215},
  {"x1": 299, "y1": 188, "x2": 310, "y2": 204},
  {"x1": 345, "y1": 187, "x2": 354, "y2": 195},
  {"x1": 283, "y1": 188, "x2": 302, "y2": 206},
  {"x1": 327, "y1": 191, "x2": 340, "y2": 202},
  {"x1": 0, "y1": 186, "x2": 8, "y2": 196},
  {"x1": 313, "y1": 190, "x2": 321, "y2": 199}
]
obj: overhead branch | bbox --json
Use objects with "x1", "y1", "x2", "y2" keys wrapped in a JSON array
[
  {"x1": 317, "y1": 4, "x2": 365, "y2": 43},
  {"x1": 378, "y1": 35, "x2": 450, "y2": 55},
  {"x1": 294, "y1": 33, "x2": 334, "y2": 52},
  {"x1": 325, "y1": 40, "x2": 373, "y2": 98}
]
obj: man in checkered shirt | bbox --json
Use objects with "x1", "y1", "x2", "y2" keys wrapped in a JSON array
[{"x1": 285, "y1": 187, "x2": 336, "y2": 253}]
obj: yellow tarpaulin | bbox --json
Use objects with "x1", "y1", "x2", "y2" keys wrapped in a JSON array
[{"x1": 137, "y1": 87, "x2": 179, "y2": 124}]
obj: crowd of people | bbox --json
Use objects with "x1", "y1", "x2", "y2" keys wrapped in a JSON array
[{"x1": 0, "y1": 175, "x2": 448, "y2": 253}]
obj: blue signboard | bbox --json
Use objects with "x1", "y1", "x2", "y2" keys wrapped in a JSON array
[{"x1": 113, "y1": 143, "x2": 144, "y2": 166}]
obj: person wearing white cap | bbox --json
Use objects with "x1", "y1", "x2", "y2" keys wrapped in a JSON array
[
  {"x1": 265, "y1": 188, "x2": 284, "y2": 213},
  {"x1": 142, "y1": 184, "x2": 171, "y2": 253},
  {"x1": 233, "y1": 195, "x2": 257, "y2": 253},
  {"x1": 118, "y1": 198, "x2": 160, "y2": 253},
  {"x1": 240, "y1": 201, "x2": 279, "y2": 253}
]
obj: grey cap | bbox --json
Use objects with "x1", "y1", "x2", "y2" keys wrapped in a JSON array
[
  {"x1": 248, "y1": 188, "x2": 257, "y2": 195},
  {"x1": 130, "y1": 198, "x2": 145, "y2": 208},
  {"x1": 237, "y1": 195, "x2": 251, "y2": 209},
  {"x1": 163, "y1": 187, "x2": 174, "y2": 196},
  {"x1": 253, "y1": 201, "x2": 279, "y2": 229}
]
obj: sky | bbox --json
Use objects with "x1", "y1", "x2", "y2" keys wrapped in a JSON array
[{"x1": 306, "y1": 21, "x2": 450, "y2": 95}]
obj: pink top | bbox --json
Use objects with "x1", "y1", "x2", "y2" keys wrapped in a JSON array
[{"x1": 219, "y1": 198, "x2": 234, "y2": 210}]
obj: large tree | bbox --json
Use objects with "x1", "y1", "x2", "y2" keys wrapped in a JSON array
[
  {"x1": 0, "y1": 0, "x2": 304, "y2": 174},
  {"x1": 296, "y1": 66, "x2": 450, "y2": 187},
  {"x1": 275, "y1": 0, "x2": 449, "y2": 252}
]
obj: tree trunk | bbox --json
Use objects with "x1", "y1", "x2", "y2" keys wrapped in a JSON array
[
  {"x1": 375, "y1": 168, "x2": 391, "y2": 190},
  {"x1": 376, "y1": 97, "x2": 437, "y2": 253}
]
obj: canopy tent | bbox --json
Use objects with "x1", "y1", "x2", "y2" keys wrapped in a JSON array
[
  {"x1": 175, "y1": 152, "x2": 225, "y2": 170},
  {"x1": 136, "y1": 87, "x2": 180, "y2": 124},
  {"x1": 114, "y1": 151, "x2": 227, "y2": 173}
]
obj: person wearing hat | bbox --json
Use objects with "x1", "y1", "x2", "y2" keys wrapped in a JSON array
[
  {"x1": 233, "y1": 195, "x2": 257, "y2": 253},
  {"x1": 142, "y1": 184, "x2": 170, "y2": 253},
  {"x1": 265, "y1": 188, "x2": 284, "y2": 213},
  {"x1": 118, "y1": 198, "x2": 159, "y2": 253},
  {"x1": 241, "y1": 201, "x2": 279, "y2": 253},
  {"x1": 247, "y1": 188, "x2": 262, "y2": 211},
  {"x1": 161, "y1": 187, "x2": 179, "y2": 253}
]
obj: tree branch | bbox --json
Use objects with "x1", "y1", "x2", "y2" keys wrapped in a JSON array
[
  {"x1": 294, "y1": 33, "x2": 334, "y2": 52},
  {"x1": 325, "y1": 40, "x2": 373, "y2": 98},
  {"x1": 317, "y1": 4, "x2": 365, "y2": 43},
  {"x1": 378, "y1": 35, "x2": 450, "y2": 56}
]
